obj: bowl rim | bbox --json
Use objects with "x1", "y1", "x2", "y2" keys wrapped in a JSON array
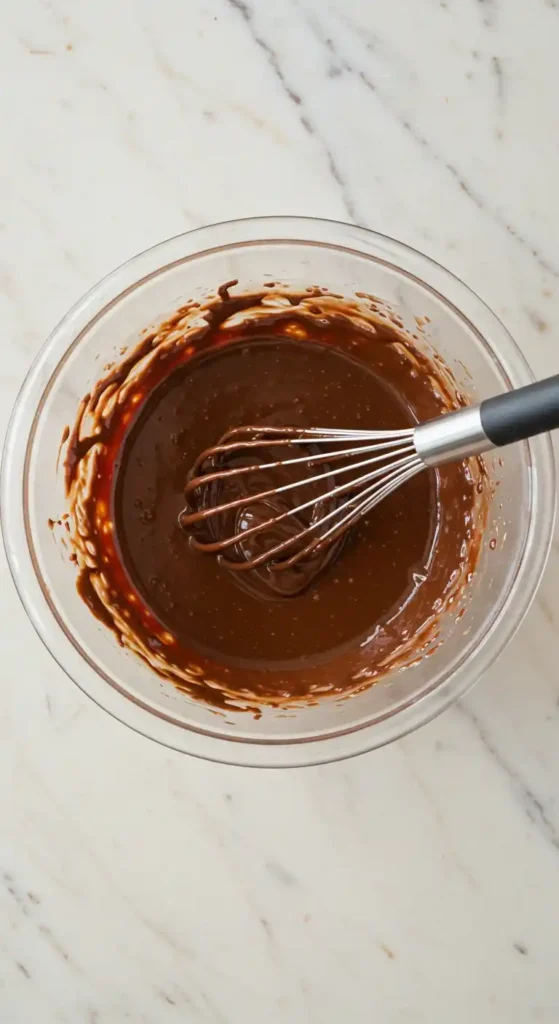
[{"x1": 1, "y1": 216, "x2": 555, "y2": 766}]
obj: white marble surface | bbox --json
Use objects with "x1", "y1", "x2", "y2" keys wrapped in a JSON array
[{"x1": 2, "y1": 0, "x2": 559, "y2": 1020}]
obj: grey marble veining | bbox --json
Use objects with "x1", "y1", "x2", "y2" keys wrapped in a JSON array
[{"x1": 2, "y1": 0, "x2": 559, "y2": 1020}]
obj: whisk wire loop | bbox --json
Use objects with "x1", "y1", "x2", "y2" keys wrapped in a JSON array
[{"x1": 180, "y1": 425, "x2": 422, "y2": 571}]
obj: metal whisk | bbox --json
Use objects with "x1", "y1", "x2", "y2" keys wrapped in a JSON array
[{"x1": 179, "y1": 375, "x2": 559, "y2": 572}]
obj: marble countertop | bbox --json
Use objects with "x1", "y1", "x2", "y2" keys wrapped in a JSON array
[{"x1": 2, "y1": 1, "x2": 559, "y2": 1020}]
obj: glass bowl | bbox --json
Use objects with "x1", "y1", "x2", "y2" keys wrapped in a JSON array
[{"x1": 1, "y1": 217, "x2": 555, "y2": 766}]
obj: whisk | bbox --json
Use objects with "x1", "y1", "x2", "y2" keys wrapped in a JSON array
[{"x1": 179, "y1": 375, "x2": 559, "y2": 572}]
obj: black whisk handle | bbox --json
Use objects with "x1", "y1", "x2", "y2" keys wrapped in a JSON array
[
  {"x1": 415, "y1": 373, "x2": 559, "y2": 467},
  {"x1": 480, "y1": 374, "x2": 559, "y2": 447}
]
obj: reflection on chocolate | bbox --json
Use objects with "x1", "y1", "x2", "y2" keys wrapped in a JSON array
[{"x1": 62, "y1": 284, "x2": 487, "y2": 714}]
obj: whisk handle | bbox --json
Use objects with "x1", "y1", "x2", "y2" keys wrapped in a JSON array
[
  {"x1": 479, "y1": 374, "x2": 559, "y2": 447},
  {"x1": 415, "y1": 373, "x2": 559, "y2": 467}
]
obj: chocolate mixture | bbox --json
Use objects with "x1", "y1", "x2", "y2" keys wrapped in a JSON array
[{"x1": 63, "y1": 285, "x2": 486, "y2": 713}]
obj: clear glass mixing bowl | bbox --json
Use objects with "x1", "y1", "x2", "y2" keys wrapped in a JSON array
[{"x1": 2, "y1": 217, "x2": 555, "y2": 766}]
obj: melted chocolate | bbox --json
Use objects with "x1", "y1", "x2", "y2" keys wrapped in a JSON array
[
  {"x1": 115, "y1": 335, "x2": 435, "y2": 665},
  {"x1": 63, "y1": 286, "x2": 486, "y2": 712}
]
